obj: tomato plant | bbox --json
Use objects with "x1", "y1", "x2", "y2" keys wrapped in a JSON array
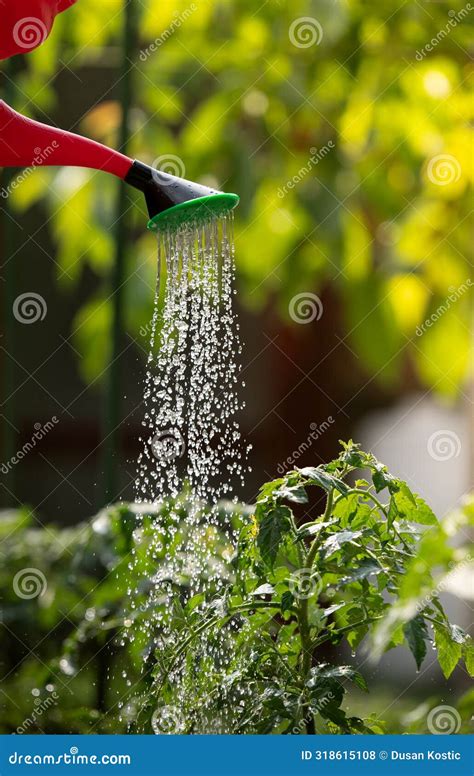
[{"x1": 147, "y1": 442, "x2": 473, "y2": 734}]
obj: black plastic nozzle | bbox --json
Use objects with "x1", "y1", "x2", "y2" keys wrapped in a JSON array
[
  {"x1": 124, "y1": 160, "x2": 218, "y2": 220},
  {"x1": 124, "y1": 160, "x2": 240, "y2": 232}
]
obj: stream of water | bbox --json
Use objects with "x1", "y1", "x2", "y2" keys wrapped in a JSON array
[
  {"x1": 125, "y1": 213, "x2": 251, "y2": 732},
  {"x1": 135, "y1": 212, "x2": 247, "y2": 505}
]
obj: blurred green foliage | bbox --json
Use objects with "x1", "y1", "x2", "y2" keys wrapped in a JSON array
[{"x1": 2, "y1": 0, "x2": 472, "y2": 393}]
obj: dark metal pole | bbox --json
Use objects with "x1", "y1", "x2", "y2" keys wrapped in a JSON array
[
  {"x1": 0, "y1": 57, "x2": 20, "y2": 506},
  {"x1": 102, "y1": 0, "x2": 138, "y2": 503}
]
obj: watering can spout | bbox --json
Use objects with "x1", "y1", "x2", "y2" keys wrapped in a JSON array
[
  {"x1": 124, "y1": 161, "x2": 239, "y2": 232},
  {"x1": 0, "y1": 101, "x2": 239, "y2": 231}
]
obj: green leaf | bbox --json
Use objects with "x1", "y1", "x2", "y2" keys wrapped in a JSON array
[
  {"x1": 343, "y1": 448, "x2": 365, "y2": 468},
  {"x1": 403, "y1": 615, "x2": 428, "y2": 670},
  {"x1": 275, "y1": 485, "x2": 308, "y2": 504},
  {"x1": 321, "y1": 530, "x2": 363, "y2": 557},
  {"x1": 372, "y1": 465, "x2": 392, "y2": 493},
  {"x1": 251, "y1": 583, "x2": 275, "y2": 596},
  {"x1": 308, "y1": 664, "x2": 368, "y2": 691},
  {"x1": 387, "y1": 496, "x2": 398, "y2": 529},
  {"x1": 307, "y1": 676, "x2": 344, "y2": 709},
  {"x1": 297, "y1": 467, "x2": 350, "y2": 495},
  {"x1": 281, "y1": 590, "x2": 294, "y2": 613},
  {"x1": 322, "y1": 602, "x2": 346, "y2": 617},
  {"x1": 463, "y1": 641, "x2": 474, "y2": 677},
  {"x1": 257, "y1": 478, "x2": 285, "y2": 500},
  {"x1": 340, "y1": 559, "x2": 381, "y2": 585},
  {"x1": 393, "y1": 484, "x2": 437, "y2": 525},
  {"x1": 434, "y1": 623, "x2": 462, "y2": 678},
  {"x1": 319, "y1": 704, "x2": 350, "y2": 730},
  {"x1": 332, "y1": 493, "x2": 372, "y2": 529},
  {"x1": 296, "y1": 519, "x2": 337, "y2": 540},
  {"x1": 257, "y1": 506, "x2": 292, "y2": 568}
]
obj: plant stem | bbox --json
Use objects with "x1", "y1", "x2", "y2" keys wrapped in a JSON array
[
  {"x1": 310, "y1": 615, "x2": 383, "y2": 650},
  {"x1": 297, "y1": 488, "x2": 334, "y2": 734},
  {"x1": 290, "y1": 513, "x2": 305, "y2": 567},
  {"x1": 297, "y1": 597, "x2": 314, "y2": 733},
  {"x1": 346, "y1": 489, "x2": 388, "y2": 516}
]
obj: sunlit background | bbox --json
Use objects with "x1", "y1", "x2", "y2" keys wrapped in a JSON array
[{"x1": 0, "y1": 0, "x2": 472, "y2": 733}]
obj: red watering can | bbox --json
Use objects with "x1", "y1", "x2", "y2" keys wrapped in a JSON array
[
  {"x1": 0, "y1": 100, "x2": 239, "y2": 231},
  {"x1": 0, "y1": 0, "x2": 239, "y2": 231},
  {"x1": 0, "y1": 0, "x2": 78, "y2": 61}
]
